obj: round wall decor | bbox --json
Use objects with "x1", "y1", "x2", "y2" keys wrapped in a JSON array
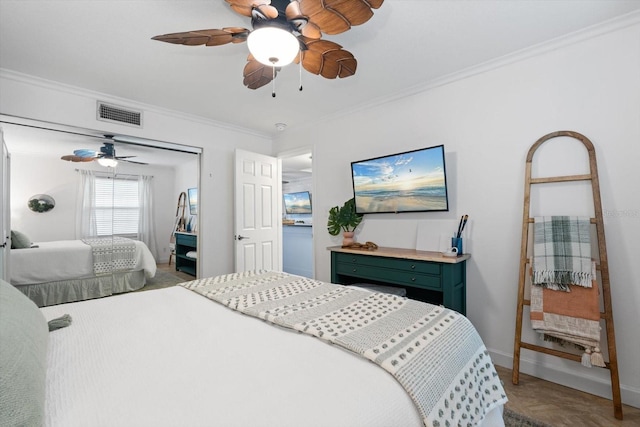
[{"x1": 28, "y1": 194, "x2": 56, "y2": 213}]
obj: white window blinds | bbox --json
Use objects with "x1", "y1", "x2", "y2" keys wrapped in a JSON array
[{"x1": 94, "y1": 177, "x2": 139, "y2": 236}]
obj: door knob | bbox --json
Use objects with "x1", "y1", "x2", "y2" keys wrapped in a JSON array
[{"x1": 236, "y1": 235, "x2": 248, "y2": 240}]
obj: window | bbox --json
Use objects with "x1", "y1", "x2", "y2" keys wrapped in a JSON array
[{"x1": 94, "y1": 177, "x2": 139, "y2": 237}]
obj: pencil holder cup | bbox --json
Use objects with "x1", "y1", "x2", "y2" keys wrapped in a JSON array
[{"x1": 451, "y1": 237, "x2": 463, "y2": 255}]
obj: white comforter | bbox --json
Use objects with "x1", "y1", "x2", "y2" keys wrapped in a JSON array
[
  {"x1": 40, "y1": 286, "x2": 504, "y2": 427},
  {"x1": 10, "y1": 239, "x2": 156, "y2": 285}
]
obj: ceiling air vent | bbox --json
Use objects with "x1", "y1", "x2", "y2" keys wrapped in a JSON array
[{"x1": 96, "y1": 102, "x2": 142, "y2": 127}]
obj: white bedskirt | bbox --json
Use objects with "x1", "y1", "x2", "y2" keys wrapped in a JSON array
[{"x1": 17, "y1": 270, "x2": 146, "y2": 307}]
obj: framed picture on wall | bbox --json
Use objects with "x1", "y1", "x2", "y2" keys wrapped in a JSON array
[{"x1": 188, "y1": 187, "x2": 197, "y2": 215}]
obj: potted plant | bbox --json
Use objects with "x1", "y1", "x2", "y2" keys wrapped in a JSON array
[{"x1": 327, "y1": 198, "x2": 363, "y2": 246}]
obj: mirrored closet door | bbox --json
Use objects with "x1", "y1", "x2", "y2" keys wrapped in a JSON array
[{"x1": 0, "y1": 116, "x2": 200, "y2": 306}]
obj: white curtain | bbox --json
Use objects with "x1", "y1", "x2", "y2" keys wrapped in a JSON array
[
  {"x1": 75, "y1": 169, "x2": 97, "y2": 239},
  {"x1": 138, "y1": 175, "x2": 158, "y2": 258}
]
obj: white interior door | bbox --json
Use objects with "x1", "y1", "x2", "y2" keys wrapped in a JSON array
[
  {"x1": 0, "y1": 127, "x2": 10, "y2": 281},
  {"x1": 234, "y1": 149, "x2": 281, "y2": 272}
]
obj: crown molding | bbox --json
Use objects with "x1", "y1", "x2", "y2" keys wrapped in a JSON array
[
  {"x1": 282, "y1": 9, "x2": 640, "y2": 136},
  {"x1": 0, "y1": 68, "x2": 271, "y2": 141}
]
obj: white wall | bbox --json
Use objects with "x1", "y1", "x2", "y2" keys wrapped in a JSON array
[
  {"x1": 0, "y1": 72, "x2": 273, "y2": 278},
  {"x1": 9, "y1": 152, "x2": 78, "y2": 242},
  {"x1": 274, "y1": 19, "x2": 640, "y2": 407}
]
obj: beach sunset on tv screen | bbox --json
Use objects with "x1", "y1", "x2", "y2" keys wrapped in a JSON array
[
  {"x1": 351, "y1": 145, "x2": 449, "y2": 214},
  {"x1": 283, "y1": 191, "x2": 312, "y2": 214}
]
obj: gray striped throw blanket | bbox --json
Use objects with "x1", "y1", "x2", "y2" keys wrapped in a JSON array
[
  {"x1": 181, "y1": 271, "x2": 507, "y2": 427},
  {"x1": 82, "y1": 236, "x2": 137, "y2": 275},
  {"x1": 533, "y1": 216, "x2": 593, "y2": 290}
]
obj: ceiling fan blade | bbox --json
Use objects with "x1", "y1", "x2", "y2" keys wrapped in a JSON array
[
  {"x1": 300, "y1": 22, "x2": 322, "y2": 39},
  {"x1": 326, "y1": 49, "x2": 357, "y2": 78},
  {"x1": 224, "y1": 27, "x2": 252, "y2": 44},
  {"x1": 301, "y1": 39, "x2": 357, "y2": 79},
  {"x1": 152, "y1": 28, "x2": 250, "y2": 47},
  {"x1": 120, "y1": 159, "x2": 149, "y2": 165},
  {"x1": 300, "y1": 6, "x2": 349, "y2": 35},
  {"x1": 286, "y1": 1, "x2": 319, "y2": 38},
  {"x1": 366, "y1": 0, "x2": 384, "y2": 9},
  {"x1": 61, "y1": 155, "x2": 95, "y2": 162},
  {"x1": 226, "y1": 0, "x2": 271, "y2": 18},
  {"x1": 298, "y1": 0, "x2": 383, "y2": 35},
  {"x1": 243, "y1": 56, "x2": 277, "y2": 90},
  {"x1": 285, "y1": 0, "x2": 302, "y2": 20},
  {"x1": 73, "y1": 148, "x2": 97, "y2": 158},
  {"x1": 254, "y1": 4, "x2": 279, "y2": 19}
]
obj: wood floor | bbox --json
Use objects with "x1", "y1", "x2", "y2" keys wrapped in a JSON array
[
  {"x1": 153, "y1": 264, "x2": 640, "y2": 426},
  {"x1": 496, "y1": 365, "x2": 640, "y2": 426},
  {"x1": 156, "y1": 262, "x2": 196, "y2": 281}
]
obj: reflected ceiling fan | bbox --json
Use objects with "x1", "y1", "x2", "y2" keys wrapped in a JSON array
[
  {"x1": 152, "y1": 0, "x2": 384, "y2": 93},
  {"x1": 61, "y1": 140, "x2": 148, "y2": 167}
]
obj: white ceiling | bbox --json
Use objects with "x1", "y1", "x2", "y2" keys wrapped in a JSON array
[
  {"x1": 281, "y1": 151, "x2": 313, "y2": 182},
  {"x1": 2, "y1": 0, "x2": 639, "y2": 141}
]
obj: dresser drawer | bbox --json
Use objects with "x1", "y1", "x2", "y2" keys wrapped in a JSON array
[
  {"x1": 176, "y1": 233, "x2": 197, "y2": 247},
  {"x1": 334, "y1": 252, "x2": 441, "y2": 276},
  {"x1": 335, "y1": 262, "x2": 442, "y2": 291},
  {"x1": 330, "y1": 247, "x2": 467, "y2": 315}
]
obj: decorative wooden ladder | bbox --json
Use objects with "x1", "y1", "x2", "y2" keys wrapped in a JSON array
[
  {"x1": 512, "y1": 130, "x2": 622, "y2": 420},
  {"x1": 169, "y1": 191, "x2": 188, "y2": 265}
]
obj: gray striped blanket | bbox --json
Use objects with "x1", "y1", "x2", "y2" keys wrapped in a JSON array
[
  {"x1": 81, "y1": 237, "x2": 137, "y2": 275},
  {"x1": 533, "y1": 216, "x2": 593, "y2": 290},
  {"x1": 181, "y1": 271, "x2": 507, "y2": 427}
]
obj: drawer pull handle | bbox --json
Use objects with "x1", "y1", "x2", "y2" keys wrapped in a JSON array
[
  {"x1": 411, "y1": 277, "x2": 416, "y2": 282},
  {"x1": 352, "y1": 258, "x2": 356, "y2": 262},
  {"x1": 411, "y1": 264, "x2": 416, "y2": 269},
  {"x1": 352, "y1": 268, "x2": 357, "y2": 272}
]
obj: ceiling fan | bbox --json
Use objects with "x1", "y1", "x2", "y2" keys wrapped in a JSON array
[
  {"x1": 61, "y1": 141, "x2": 148, "y2": 167},
  {"x1": 152, "y1": 0, "x2": 384, "y2": 92}
]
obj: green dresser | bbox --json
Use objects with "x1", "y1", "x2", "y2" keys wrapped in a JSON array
[
  {"x1": 329, "y1": 246, "x2": 469, "y2": 315},
  {"x1": 175, "y1": 232, "x2": 197, "y2": 276}
]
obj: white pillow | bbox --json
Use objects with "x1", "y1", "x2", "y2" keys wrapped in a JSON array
[{"x1": 11, "y1": 230, "x2": 33, "y2": 249}]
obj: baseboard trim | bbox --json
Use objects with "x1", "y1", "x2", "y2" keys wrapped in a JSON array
[{"x1": 489, "y1": 348, "x2": 640, "y2": 409}]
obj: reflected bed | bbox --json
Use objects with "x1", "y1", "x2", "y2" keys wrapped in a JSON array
[{"x1": 10, "y1": 238, "x2": 156, "y2": 306}]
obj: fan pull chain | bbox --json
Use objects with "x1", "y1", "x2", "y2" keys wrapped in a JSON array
[
  {"x1": 271, "y1": 65, "x2": 276, "y2": 98},
  {"x1": 299, "y1": 50, "x2": 303, "y2": 91}
]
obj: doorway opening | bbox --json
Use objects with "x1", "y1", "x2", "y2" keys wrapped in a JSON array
[{"x1": 280, "y1": 148, "x2": 314, "y2": 279}]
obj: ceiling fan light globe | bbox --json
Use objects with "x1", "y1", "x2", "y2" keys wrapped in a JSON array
[
  {"x1": 247, "y1": 27, "x2": 299, "y2": 67},
  {"x1": 97, "y1": 157, "x2": 118, "y2": 167}
]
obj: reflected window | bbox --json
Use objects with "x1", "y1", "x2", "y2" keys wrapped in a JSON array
[{"x1": 95, "y1": 177, "x2": 139, "y2": 237}]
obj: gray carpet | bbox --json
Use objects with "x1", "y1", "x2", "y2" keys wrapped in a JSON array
[
  {"x1": 503, "y1": 407, "x2": 553, "y2": 427},
  {"x1": 137, "y1": 270, "x2": 190, "y2": 292}
]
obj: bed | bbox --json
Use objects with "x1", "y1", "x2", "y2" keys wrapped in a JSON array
[
  {"x1": 10, "y1": 237, "x2": 157, "y2": 307},
  {"x1": 0, "y1": 271, "x2": 508, "y2": 427}
]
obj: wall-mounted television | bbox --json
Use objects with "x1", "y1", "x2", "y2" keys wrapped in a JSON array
[
  {"x1": 187, "y1": 187, "x2": 198, "y2": 215},
  {"x1": 283, "y1": 191, "x2": 312, "y2": 214},
  {"x1": 350, "y1": 145, "x2": 449, "y2": 214}
]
